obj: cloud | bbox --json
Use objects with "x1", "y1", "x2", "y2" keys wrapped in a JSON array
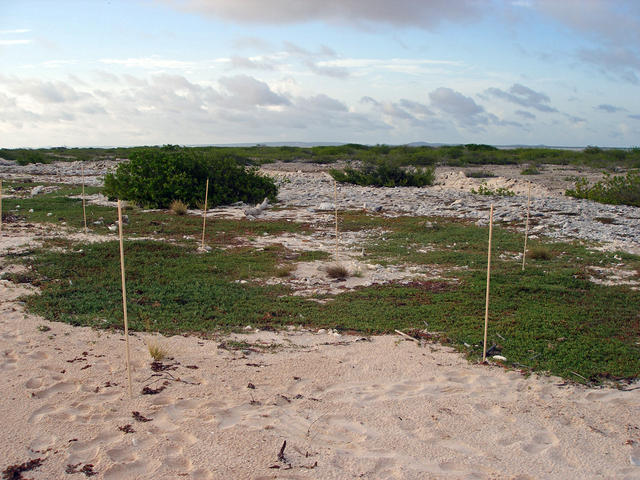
[
  {"x1": 5, "y1": 77, "x2": 85, "y2": 104},
  {"x1": 629, "y1": 114, "x2": 640, "y2": 121},
  {"x1": 0, "y1": 29, "x2": 31, "y2": 34},
  {"x1": 533, "y1": 1, "x2": 640, "y2": 84},
  {"x1": 218, "y1": 75, "x2": 290, "y2": 107},
  {"x1": 429, "y1": 87, "x2": 488, "y2": 127},
  {"x1": 162, "y1": 0, "x2": 485, "y2": 29},
  {"x1": 100, "y1": 56, "x2": 197, "y2": 70},
  {"x1": 595, "y1": 104, "x2": 627, "y2": 113},
  {"x1": 232, "y1": 36, "x2": 272, "y2": 50},
  {"x1": 306, "y1": 61, "x2": 349, "y2": 78},
  {"x1": 300, "y1": 94, "x2": 347, "y2": 111},
  {"x1": 485, "y1": 84, "x2": 558, "y2": 113},
  {"x1": 281, "y1": 41, "x2": 348, "y2": 78},
  {"x1": 0, "y1": 39, "x2": 31, "y2": 45},
  {"x1": 230, "y1": 56, "x2": 277, "y2": 70},
  {"x1": 398, "y1": 99, "x2": 433, "y2": 115},
  {"x1": 578, "y1": 47, "x2": 640, "y2": 84},
  {"x1": 515, "y1": 110, "x2": 536, "y2": 120}
]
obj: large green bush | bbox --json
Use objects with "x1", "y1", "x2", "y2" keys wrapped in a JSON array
[
  {"x1": 103, "y1": 146, "x2": 277, "y2": 208},
  {"x1": 565, "y1": 170, "x2": 640, "y2": 207},
  {"x1": 329, "y1": 161, "x2": 434, "y2": 187}
]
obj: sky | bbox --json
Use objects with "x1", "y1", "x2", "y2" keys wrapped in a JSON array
[{"x1": 1, "y1": 0, "x2": 640, "y2": 148}]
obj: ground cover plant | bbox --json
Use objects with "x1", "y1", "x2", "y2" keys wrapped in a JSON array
[
  {"x1": 470, "y1": 183, "x2": 516, "y2": 197},
  {"x1": 7, "y1": 186, "x2": 640, "y2": 385}
]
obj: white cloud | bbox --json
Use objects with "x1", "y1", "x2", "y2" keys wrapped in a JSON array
[
  {"x1": 161, "y1": 0, "x2": 485, "y2": 29},
  {"x1": 100, "y1": 56, "x2": 197, "y2": 69},
  {"x1": 0, "y1": 39, "x2": 31, "y2": 45},
  {"x1": 485, "y1": 84, "x2": 558, "y2": 113},
  {"x1": 0, "y1": 29, "x2": 31, "y2": 34}
]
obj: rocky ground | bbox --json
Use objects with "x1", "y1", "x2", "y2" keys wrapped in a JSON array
[{"x1": 2, "y1": 158, "x2": 638, "y2": 255}]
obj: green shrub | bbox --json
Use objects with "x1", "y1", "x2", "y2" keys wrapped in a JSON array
[
  {"x1": 565, "y1": 170, "x2": 640, "y2": 207},
  {"x1": 329, "y1": 161, "x2": 434, "y2": 187},
  {"x1": 521, "y1": 165, "x2": 541, "y2": 175},
  {"x1": 103, "y1": 146, "x2": 277, "y2": 208},
  {"x1": 0, "y1": 149, "x2": 52, "y2": 165},
  {"x1": 466, "y1": 170, "x2": 496, "y2": 178},
  {"x1": 470, "y1": 183, "x2": 515, "y2": 197}
]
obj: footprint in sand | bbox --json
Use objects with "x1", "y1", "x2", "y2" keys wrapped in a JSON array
[
  {"x1": 29, "y1": 433, "x2": 57, "y2": 453},
  {"x1": 25, "y1": 376, "x2": 45, "y2": 389},
  {"x1": 27, "y1": 350, "x2": 49, "y2": 360},
  {"x1": 32, "y1": 380, "x2": 79, "y2": 399},
  {"x1": 106, "y1": 445, "x2": 138, "y2": 463},
  {"x1": 521, "y1": 430, "x2": 559, "y2": 454},
  {"x1": 103, "y1": 459, "x2": 161, "y2": 480}
]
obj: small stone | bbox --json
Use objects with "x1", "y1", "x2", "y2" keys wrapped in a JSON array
[
  {"x1": 243, "y1": 325, "x2": 252, "y2": 331},
  {"x1": 47, "y1": 212, "x2": 53, "y2": 217},
  {"x1": 28, "y1": 208, "x2": 34, "y2": 213},
  {"x1": 492, "y1": 355, "x2": 507, "y2": 361},
  {"x1": 317, "y1": 329, "x2": 326, "y2": 334}
]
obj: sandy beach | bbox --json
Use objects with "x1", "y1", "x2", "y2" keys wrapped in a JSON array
[{"x1": 1, "y1": 274, "x2": 640, "y2": 479}]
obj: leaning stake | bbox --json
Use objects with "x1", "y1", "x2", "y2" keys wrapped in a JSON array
[
  {"x1": 117, "y1": 200, "x2": 133, "y2": 397},
  {"x1": 522, "y1": 182, "x2": 531, "y2": 271},
  {"x1": 0, "y1": 179, "x2": 3, "y2": 233},
  {"x1": 81, "y1": 163, "x2": 88, "y2": 234},
  {"x1": 482, "y1": 204, "x2": 494, "y2": 363},
  {"x1": 334, "y1": 179, "x2": 339, "y2": 260},
  {"x1": 201, "y1": 178, "x2": 209, "y2": 250}
]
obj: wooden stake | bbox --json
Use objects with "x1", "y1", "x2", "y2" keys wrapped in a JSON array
[
  {"x1": 522, "y1": 182, "x2": 531, "y2": 271},
  {"x1": 334, "y1": 179, "x2": 339, "y2": 260},
  {"x1": 482, "y1": 204, "x2": 494, "y2": 363},
  {"x1": 201, "y1": 178, "x2": 209, "y2": 250},
  {"x1": 81, "y1": 163, "x2": 87, "y2": 234},
  {"x1": 117, "y1": 200, "x2": 133, "y2": 398},
  {"x1": 0, "y1": 179, "x2": 3, "y2": 233}
]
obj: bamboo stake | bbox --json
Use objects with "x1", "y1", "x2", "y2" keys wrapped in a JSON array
[
  {"x1": 0, "y1": 179, "x2": 3, "y2": 233},
  {"x1": 117, "y1": 200, "x2": 133, "y2": 397},
  {"x1": 334, "y1": 179, "x2": 339, "y2": 260},
  {"x1": 81, "y1": 164, "x2": 87, "y2": 234},
  {"x1": 482, "y1": 204, "x2": 494, "y2": 363},
  {"x1": 522, "y1": 182, "x2": 531, "y2": 271},
  {"x1": 201, "y1": 178, "x2": 209, "y2": 250}
]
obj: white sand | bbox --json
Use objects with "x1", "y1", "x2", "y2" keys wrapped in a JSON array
[{"x1": 1, "y1": 278, "x2": 640, "y2": 479}]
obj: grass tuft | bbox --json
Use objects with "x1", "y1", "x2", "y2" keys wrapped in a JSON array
[
  {"x1": 326, "y1": 263, "x2": 350, "y2": 279},
  {"x1": 170, "y1": 200, "x2": 188, "y2": 216},
  {"x1": 528, "y1": 246, "x2": 553, "y2": 260},
  {"x1": 147, "y1": 341, "x2": 168, "y2": 361}
]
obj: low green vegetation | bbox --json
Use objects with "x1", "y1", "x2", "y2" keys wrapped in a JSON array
[
  {"x1": 103, "y1": 146, "x2": 277, "y2": 208},
  {"x1": 565, "y1": 170, "x2": 640, "y2": 207},
  {"x1": 3, "y1": 143, "x2": 640, "y2": 170},
  {"x1": 521, "y1": 165, "x2": 541, "y2": 175},
  {"x1": 329, "y1": 161, "x2": 435, "y2": 187},
  {"x1": 470, "y1": 183, "x2": 516, "y2": 197},
  {"x1": 3, "y1": 182, "x2": 640, "y2": 385},
  {"x1": 466, "y1": 170, "x2": 496, "y2": 178}
]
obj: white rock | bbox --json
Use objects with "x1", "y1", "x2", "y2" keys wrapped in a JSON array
[{"x1": 492, "y1": 355, "x2": 507, "y2": 361}]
